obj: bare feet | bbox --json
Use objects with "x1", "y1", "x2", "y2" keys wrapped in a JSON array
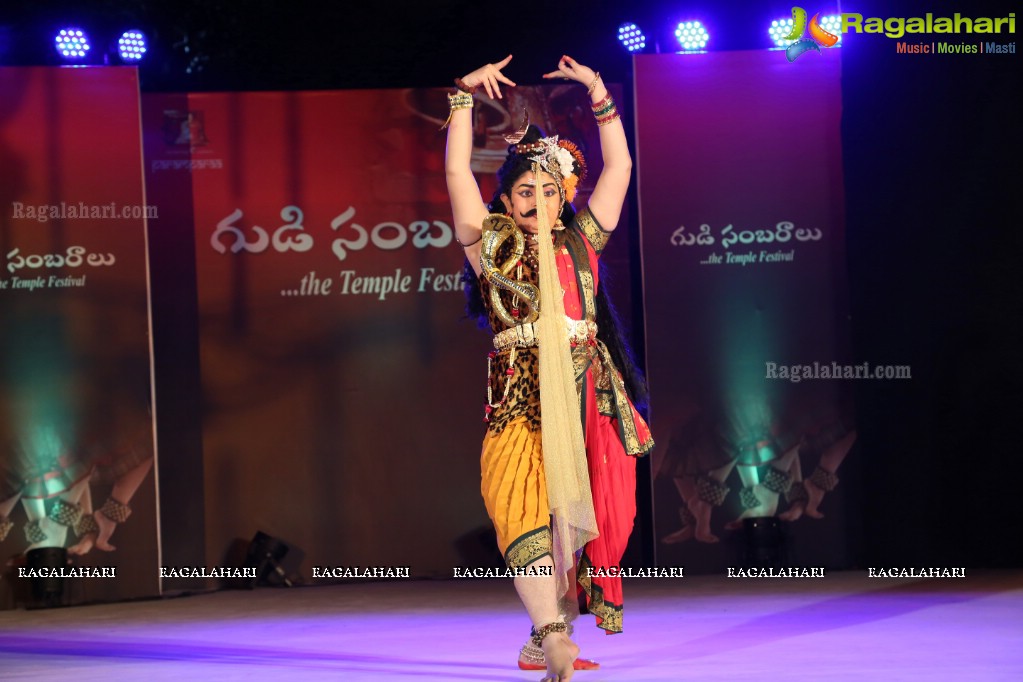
[
  {"x1": 94, "y1": 509, "x2": 117, "y2": 551},
  {"x1": 690, "y1": 499, "x2": 720, "y2": 543},
  {"x1": 660, "y1": 525, "x2": 693, "y2": 544},
  {"x1": 805, "y1": 478, "x2": 826, "y2": 519},
  {"x1": 518, "y1": 642, "x2": 600, "y2": 671},
  {"x1": 541, "y1": 631, "x2": 578, "y2": 681},
  {"x1": 67, "y1": 533, "x2": 97, "y2": 556},
  {"x1": 778, "y1": 499, "x2": 805, "y2": 522}
]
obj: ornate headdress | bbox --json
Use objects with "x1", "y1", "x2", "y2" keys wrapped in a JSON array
[
  {"x1": 503, "y1": 113, "x2": 587, "y2": 203},
  {"x1": 513, "y1": 136, "x2": 588, "y2": 204}
]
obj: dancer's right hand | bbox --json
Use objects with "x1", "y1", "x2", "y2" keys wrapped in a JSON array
[{"x1": 461, "y1": 55, "x2": 517, "y2": 99}]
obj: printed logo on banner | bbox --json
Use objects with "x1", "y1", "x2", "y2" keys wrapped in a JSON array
[
  {"x1": 208, "y1": 205, "x2": 462, "y2": 300},
  {"x1": 781, "y1": 8, "x2": 1017, "y2": 60},
  {"x1": 782, "y1": 8, "x2": 840, "y2": 62},
  {"x1": 670, "y1": 221, "x2": 823, "y2": 267},
  {"x1": 152, "y1": 110, "x2": 223, "y2": 172},
  {"x1": 162, "y1": 110, "x2": 209, "y2": 148}
]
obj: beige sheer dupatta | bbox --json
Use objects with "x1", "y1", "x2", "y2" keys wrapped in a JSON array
[{"x1": 532, "y1": 161, "x2": 598, "y2": 606}]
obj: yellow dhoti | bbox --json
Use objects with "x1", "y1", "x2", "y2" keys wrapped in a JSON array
[{"x1": 480, "y1": 417, "x2": 553, "y2": 568}]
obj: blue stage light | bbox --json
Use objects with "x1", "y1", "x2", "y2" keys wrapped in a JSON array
[
  {"x1": 617, "y1": 23, "x2": 647, "y2": 53},
  {"x1": 674, "y1": 21, "x2": 709, "y2": 52},
  {"x1": 54, "y1": 28, "x2": 91, "y2": 61},
  {"x1": 769, "y1": 14, "x2": 843, "y2": 48},
  {"x1": 769, "y1": 18, "x2": 796, "y2": 48},
  {"x1": 118, "y1": 30, "x2": 147, "y2": 61}
]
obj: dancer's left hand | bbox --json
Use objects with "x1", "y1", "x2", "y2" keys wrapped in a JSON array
[{"x1": 542, "y1": 55, "x2": 597, "y2": 87}]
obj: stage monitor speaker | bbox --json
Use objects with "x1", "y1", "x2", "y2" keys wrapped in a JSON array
[
  {"x1": 242, "y1": 531, "x2": 293, "y2": 588},
  {"x1": 741, "y1": 516, "x2": 788, "y2": 568},
  {"x1": 26, "y1": 546, "x2": 69, "y2": 609}
]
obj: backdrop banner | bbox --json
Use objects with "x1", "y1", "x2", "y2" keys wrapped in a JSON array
[
  {"x1": 635, "y1": 50, "x2": 857, "y2": 574},
  {"x1": 142, "y1": 84, "x2": 634, "y2": 580},
  {"x1": 0, "y1": 66, "x2": 158, "y2": 608}
]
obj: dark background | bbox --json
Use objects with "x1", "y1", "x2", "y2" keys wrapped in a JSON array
[
  {"x1": 3, "y1": 0, "x2": 1019, "y2": 570},
  {"x1": 3, "y1": 1, "x2": 835, "y2": 92}
]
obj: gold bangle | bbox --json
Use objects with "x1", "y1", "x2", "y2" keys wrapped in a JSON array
[
  {"x1": 448, "y1": 91, "x2": 474, "y2": 109},
  {"x1": 441, "y1": 91, "x2": 474, "y2": 130},
  {"x1": 586, "y1": 72, "x2": 601, "y2": 95}
]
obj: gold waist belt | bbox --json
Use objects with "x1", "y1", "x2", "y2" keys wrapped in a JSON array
[{"x1": 493, "y1": 318, "x2": 597, "y2": 350}]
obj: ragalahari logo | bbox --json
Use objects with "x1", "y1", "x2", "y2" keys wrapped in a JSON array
[{"x1": 785, "y1": 7, "x2": 840, "y2": 61}]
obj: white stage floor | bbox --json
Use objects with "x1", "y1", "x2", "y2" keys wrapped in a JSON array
[{"x1": 1, "y1": 570, "x2": 1021, "y2": 681}]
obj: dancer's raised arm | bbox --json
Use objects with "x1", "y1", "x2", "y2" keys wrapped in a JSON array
[
  {"x1": 543, "y1": 55, "x2": 631, "y2": 232},
  {"x1": 445, "y1": 55, "x2": 516, "y2": 274}
]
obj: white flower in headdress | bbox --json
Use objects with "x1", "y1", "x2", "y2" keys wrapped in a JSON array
[
  {"x1": 554, "y1": 146, "x2": 576, "y2": 179},
  {"x1": 528, "y1": 135, "x2": 573, "y2": 181}
]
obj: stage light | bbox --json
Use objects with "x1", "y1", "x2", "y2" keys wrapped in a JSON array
[
  {"x1": 617, "y1": 23, "x2": 646, "y2": 53},
  {"x1": 118, "y1": 30, "x2": 147, "y2": 61},
  {"x1": 769, "y1": 14, "x2": 843, "y2": 48},
  {"x1": 54, "y1": 28, "x2": 91, "y2": 62},
  {"x1": 769, "y1": 18, "x2": 796, "y2": 48},
  {"x1": 674, "y1": 21, "x2": 709, "y2": 52}
]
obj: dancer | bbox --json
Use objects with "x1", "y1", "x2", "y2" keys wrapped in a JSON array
[{"x1": 445, "y1": 55, "x2": 653, "y2": 681}]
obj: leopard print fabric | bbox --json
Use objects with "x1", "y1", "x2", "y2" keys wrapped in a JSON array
[
  {"x1": 487, "y1": 347, "x2": 541, "y2": 433},
  {"x1": 478, "y1": 229, "x2": 572, "y2": 434}
]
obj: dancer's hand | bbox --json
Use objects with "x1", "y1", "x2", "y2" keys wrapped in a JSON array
[
  {"x1": 461, "y1": 55, "x2": 517, "y2": 99},
  {"x1": 542, "y1": 55, "x2": 597, "y2": 87}
]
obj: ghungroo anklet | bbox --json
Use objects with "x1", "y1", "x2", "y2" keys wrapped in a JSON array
[
  {"x1": 520, "y1": 642, "x2": 545, "y2": 665},
  {"x1": 75, "y1": 513, "x2": 99, "y2": 537},
  {"x1": 99, "y1": 497, "x2": 132, "y2": 523},
  {"x1": 809, "y1": 466, "x2": 839, "y2": 492},
  {"x1": 530, "y1": 621, "x2": 568, "y2": 647},
  {"x1": 49, "y1": 498, "x2": 84, "y2": 527},
  {"x1": 24, "y1": 518, "x2": 47, "y2": 544}
]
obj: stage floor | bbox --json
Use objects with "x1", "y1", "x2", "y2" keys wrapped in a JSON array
[{"x1": 1, "y1": 570, "x2": 1021, "y2": 681}]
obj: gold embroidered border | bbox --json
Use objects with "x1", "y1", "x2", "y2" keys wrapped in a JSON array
[
  {"x1": 571, "y1": 344, "x2": 593, "y2": 384},
  {"x1": 505, "y1": 526, "x2": 553, "y2": 569},
  {"x1": 575, "y1": 207, "x2": 612, "y2": 254},
  {"x1": 563, "y1": 226, "x2": 597, "y2": 320},
  {"x1": 593, "y1": 340, "x2": 655, "y2": 456},
  {"x1": 576, "y1": 553, "x2": 624, "y2": 633},
  {"x1": 596, "y1": 389, "x2": 614, "y2": 417}
]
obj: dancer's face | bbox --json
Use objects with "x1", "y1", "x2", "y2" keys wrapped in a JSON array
[{"x1": 501, "y1": 170, "x2": 562, "y2": 235}]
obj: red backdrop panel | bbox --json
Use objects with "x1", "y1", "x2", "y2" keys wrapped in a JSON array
[{"x1": 0, "y1": 67, "x2": 158, "y2": 607}]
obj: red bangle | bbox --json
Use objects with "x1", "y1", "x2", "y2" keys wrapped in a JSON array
[{"x1": 590, "y1": 93, "x2": 613, "y2": 111}]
